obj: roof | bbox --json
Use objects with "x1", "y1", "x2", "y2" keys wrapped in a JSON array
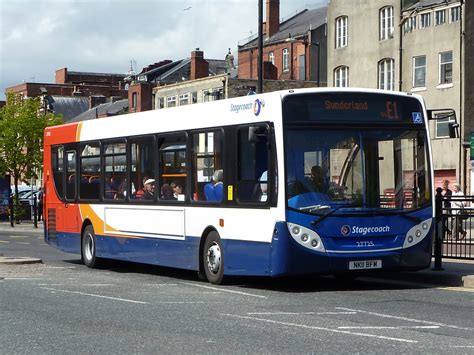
[
  {"x1": 403, "y1": 0, "x2": 455, "y2": 11},
  {"x1": 47, "y1": 96, "x2": 89, "y2": 122},
  {"x1": 239, "y1": 6, "x2": 327, "y2": 50},
  {"x1": 69, "y1": 99, "x2": 128, "y2": 122}
]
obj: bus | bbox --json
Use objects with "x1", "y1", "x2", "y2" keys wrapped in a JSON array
[{"x1": 43, "y1": 88, "x2": 435, "y2": 284}]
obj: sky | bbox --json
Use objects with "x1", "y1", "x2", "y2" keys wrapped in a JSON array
[{"x1": 0, "y1": 0, "x2": 327, "y2": 100}]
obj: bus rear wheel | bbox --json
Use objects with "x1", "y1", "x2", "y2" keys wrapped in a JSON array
[
  {"x1": 203, "y1": 231, "x2": 225, "y2": 284},
  {"x1": 81, "y1": 225, "x2": 99, "y2": 268}
]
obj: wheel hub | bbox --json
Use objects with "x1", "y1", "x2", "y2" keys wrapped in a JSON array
[{"x1": 207, "y1": 242, "x2": 221, "y2": 274}]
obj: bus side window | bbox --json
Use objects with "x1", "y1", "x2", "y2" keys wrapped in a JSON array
[
  {"x1": 130, "y1": 136, "x2": 155, "y2": 201},
  {"x1": 158, "y1": 133, "x2": 187, "y2": 202},
  {"x1": 237, "y1": 125, "x2": 269, "y2": 202},
  {"x1": 192, "y1": 130, "x2": 223, "y2": 202},
  {"x1": 52, "y1": 146, "x2": 64, "y2": 199},
  {"x1": 65, "y1": 150, "x2": 76, "y2": 200},
  {"x1": 79, "y1": 143, "x2": 100, "y2": 200}
]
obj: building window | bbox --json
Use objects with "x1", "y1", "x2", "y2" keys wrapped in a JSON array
[
  {"x1": 413, "y1": 56, "x2": 426, "y2": 88},
  {"x1": 334, "y1": 66, "x2": 349, "y2": 87},
  {"x1": 282, "y1": 48, "x2": 289, "y2": 72},
  {"x1": 179, "y1": 93, "x2": 189, "y2": 106},
  {"x1": 439, "y1": 51, "x2": 453, "y2": 84},
  {"x1": 268, "y1": 52, "x2": 274, "y2": 65},
  {"x1": 158, "y1": 97, "x2": 164, "y2": 109},
  {"x1": 378, "y1": 58, "x2": 395, "y2": 91},
  {"x1": 167, "y1": 96, "x2": 176, "y2": 108},
  {"x1": 203, "y1": 90, "x2": 210, "y2": 102},
  {"x1": 435, "y1": 9, "x2": 446, "y2": 25},
  {"x1": 132, "y1": 92, "x2": 137, "y2": 110},
  {"x1": 451, "y1": 6, "x2": 461, "y2": 22},
  {"x1": 380, "y1": 6, "x2": 394, "y2": 40},
  {"x1": 335, "y1": 16, "x2": 348, "y2": 48},
  {"x1": 436, "y1": 115, "x2": 456, "y2": 138},
  {"x1": 404, "y1": 16, "x2": 416, "y2": 33},
  {"x1": 420, "y1": 13, "x2": 431, "y2": 28}
]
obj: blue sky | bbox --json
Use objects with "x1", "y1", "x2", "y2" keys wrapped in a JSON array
[{"x1": 0, "y1": 0, "x2": 327, "y2": 100}]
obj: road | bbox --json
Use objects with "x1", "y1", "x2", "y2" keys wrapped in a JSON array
[{"x1": 1, "y1": 227, "x2": 473, "y2": 353}]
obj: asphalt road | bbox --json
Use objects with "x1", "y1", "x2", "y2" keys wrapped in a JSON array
[{"x1": 1, "y1": 228, "x2": 474, "y2": 353}]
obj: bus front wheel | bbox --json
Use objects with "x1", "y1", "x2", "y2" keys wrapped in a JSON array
[
  {"x1": 203, "y1": 231, "x2": 224, "y2": 284},
  {"x1": 81, "y1": 225, "x2": 99, "y2": 268}
]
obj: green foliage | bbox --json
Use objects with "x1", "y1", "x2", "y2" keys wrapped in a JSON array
[{"x1": 0, "y1": 93, "x2": 62, "y2": 219}]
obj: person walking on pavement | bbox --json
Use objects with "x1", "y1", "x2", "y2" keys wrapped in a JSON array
[
  {"x1": 441, "y1": 179, "x2": 453, "y2": 238},
  {"x1": 452, "y1": 183, "x2": 467, "y2": 240},
  {"x1": 37, "y1": 187, "x2": 43, "y2": 222}
]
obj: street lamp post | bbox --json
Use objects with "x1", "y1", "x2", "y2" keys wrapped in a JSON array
[{"x1": 258, "y1": 0, "x2": 263, "y2": 93}]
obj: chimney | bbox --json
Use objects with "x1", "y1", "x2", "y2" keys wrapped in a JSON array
[
  {"x1": 191, "y1": 49, "x2": 209, "y2": 80},
  {"x1": 266, "y1": 0, "x2": 280, "y2": 38},
  {"x1": 55, "y1": 68, "x2": 68, "y2": 84}
]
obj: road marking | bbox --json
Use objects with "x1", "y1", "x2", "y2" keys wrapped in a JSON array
[
  {"x1": 182, "y1": 282, "x2": 267, "y2": 299},
  {"x1": 338, "y1": 326, "x2": 440, "y2": 330},
  {"x1": 222, "y1": 314, "x2": 417, "y2": 343},
  {"x1": 82, "y1": 284, "x2": 116, "y2": 287},
  {"x1": 40, "y1": 287, "x2": 148, "y2": 304},
  {"x1": 9, "y1": 235, "x2": 29, "y2": 238},
  {"x1": 15, "y1": 242, "x2": 30, "y2": 245},
  {"x1": 247, "y1": 311, "x2": 357, "y2": 316},
  {"x1": 0, "y1": 241, "x2": 9, "y2": 243},
  {"x1": 337, "y1": 307, "x2": 472, "y2": 331},
  {"x1": 438, "y1": 286, "x2": 474, "y2": 293}
]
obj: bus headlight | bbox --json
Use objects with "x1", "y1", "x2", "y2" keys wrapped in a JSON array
[
  {"x1": 403, "y1": 218, "x2": 432, "y2": 249},
  {"x1": 287, "y1": 223, "x2": 326, "y2": 253}
]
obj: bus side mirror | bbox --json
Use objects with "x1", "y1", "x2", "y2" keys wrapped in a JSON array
[
  {"x1": 427, "y1": 108, "x2": 458, "y2": 138},
  {"x1": 448, "y1": 122, "x2": 459, "y2": 138}
]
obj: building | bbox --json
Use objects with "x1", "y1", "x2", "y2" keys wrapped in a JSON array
[
  {"x1": 5, "y1": 68, "x2": 128, "y2": 122},
  {"x1": 128, "y1": 50, "x2": 229, "y2": 113},
  {"x1": 153, "y1": 49, "x2": 319, "y2": 110},
  {"x1": 238, "y1": 0, "x2": 327, "y2": 85},
  {"x1": 327, "y1": 0, "x2": 467, "y2": 190}
]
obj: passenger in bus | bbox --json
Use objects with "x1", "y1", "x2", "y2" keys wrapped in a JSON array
[
  {"x1": 160, "y1": 183, "x2": 176, "y2": 200},
  {"x1": 204, "y1": 170, "x2": 224, "y2": 202},
  {"x1": 309, "y1": 165, "x2": 324, "y2": 192},
  {"x1": 135, "y1": 176, "x2": 150, "y2": 199},
  {"x1": 172, "y1": 182, "x2": 184, "y2": 201},
  {"x1": 142, "y1": 178, "x2": 155, "y2": 200}
]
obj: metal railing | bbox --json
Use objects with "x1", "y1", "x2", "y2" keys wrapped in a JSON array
[{"x1": 434, "y1": 188, "x2": 473, "y2": 262}]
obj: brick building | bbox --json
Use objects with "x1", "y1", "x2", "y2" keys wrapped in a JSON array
[
  {"x1": 5, "y1": 68, "x2": 128, "y2": 122},
  {"x1": 238, "y1": 0, "x2": 327, "y2": 85}
]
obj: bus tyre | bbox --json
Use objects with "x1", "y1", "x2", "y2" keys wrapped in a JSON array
[
  {"x1": 81, "y1": 225, "x2": 99, "y2": 268},
  {"x1": 203, "y1": 231, "x2": 224, "y2": 284}
]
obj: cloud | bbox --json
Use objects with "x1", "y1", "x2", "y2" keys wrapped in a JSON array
[{"x1": 0, "y1": 0, "x2": 327, "y2": 100}]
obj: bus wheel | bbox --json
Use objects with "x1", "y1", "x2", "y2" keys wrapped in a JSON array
[
  {"x1": 203, "y1": 231, "x2": 224, "y2": 284},
  {"x1": 81, "y1": 225, "x2": 99, "y2": 268}
]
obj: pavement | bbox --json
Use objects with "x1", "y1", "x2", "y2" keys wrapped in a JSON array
[{"x1": 0, "y1": 220, "x2": 473, "y2": 288}]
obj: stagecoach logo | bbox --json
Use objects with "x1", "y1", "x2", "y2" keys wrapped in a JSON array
[
  {"x1": 230, "y1": 99, "x2": 265, "y2": 116},
  {"x1": 341, "y1": 225, "x2": 351, "y2": 236},
  {"x1": 341, "y1": 224, "x2": 391, "y2": 236}
]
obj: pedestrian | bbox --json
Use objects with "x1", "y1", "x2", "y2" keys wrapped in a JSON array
[
  {"x1": 37, "y1": 187, "x2": 43, "y2": 221},
  {"x1": 441, "y1": 179, "x2": 452, "y2": 238},
  {"x1": 452, "y1": 183, "x2": 467, "y2": 240}
]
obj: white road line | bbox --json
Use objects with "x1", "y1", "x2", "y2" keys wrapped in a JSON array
[
  {"x1": 222, "y1": 314, "x2": 417, "y2": 343},
  {"x1": 9, "y1": 236, "x2": 29, "y2": 238},
  {"x1": 336, "y1": 307, "x2": 472, "y2": 331},
  {"x1": 182, "y1": 282, "x2": 267, "y2": 299},
  {"x1": 16, "y1": 242, "x2": 30, "y2": 245},
  {"x1": 247, "y1": 312, "x2": 357, "y2": 316},
  {"x1": 438, "y1": 286, "x2": 474, "y2": 293},
  {"x1": 0, "y1": 240, "x2": 9, "y2": 243},
  {"x1": 338, "y1": 326, "x2": 440, "y2": 330},
  {"x1": 40, "y1": 287, "x2": 148, "y2": 304}
]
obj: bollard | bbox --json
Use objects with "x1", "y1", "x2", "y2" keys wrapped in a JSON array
[
  {"x1": 9, "y1": 195, "x2": 13, "y2": 227},
  {"x1": 433, "y1": 187, "x2": 443, "y2": 271}
]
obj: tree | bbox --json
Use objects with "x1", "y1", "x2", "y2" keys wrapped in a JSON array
[{"x1": 0, "y1": 93, "x2": 62, "y2": 221}]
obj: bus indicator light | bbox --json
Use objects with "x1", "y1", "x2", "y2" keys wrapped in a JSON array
[
  {"x1": 227, "y1": 185, "x2": 233, "y2": 201},
  {"x1": 219, "y1": 219, "x2": 224, "y2": 227}
]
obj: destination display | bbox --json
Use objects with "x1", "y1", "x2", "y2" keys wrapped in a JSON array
[{"x1": 283, "y1": 92, "x2": 425, "y2": 125}]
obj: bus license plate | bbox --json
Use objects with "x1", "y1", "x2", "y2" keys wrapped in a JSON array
[{"x1": 349, "y1": 260, "x2": 382, "y2": 270}]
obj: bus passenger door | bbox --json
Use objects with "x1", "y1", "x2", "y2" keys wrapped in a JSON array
[{"x1": 59, "y1": 149, "x2": 79, "y2": 232}]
